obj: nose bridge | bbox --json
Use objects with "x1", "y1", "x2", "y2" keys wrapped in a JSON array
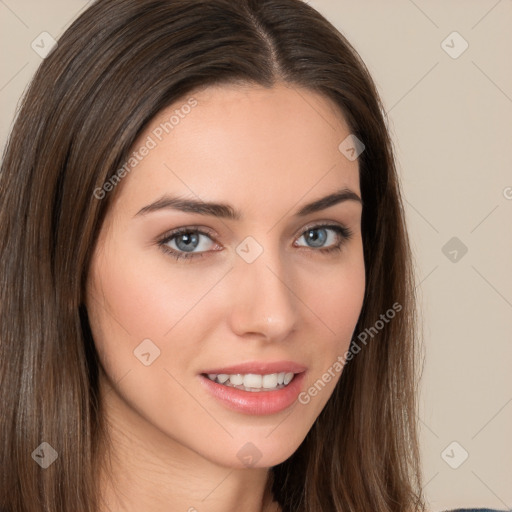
[{"x1": 228, "y1": 240, "x2": 298, "y2": 340}]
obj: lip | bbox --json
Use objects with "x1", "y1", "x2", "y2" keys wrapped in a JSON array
[
  {"x1": 199, "y1": 370, "x2": 307, "y2": 415},
  {"x1": 199, "y1": 360, "x2": 307, "y2": 375}
]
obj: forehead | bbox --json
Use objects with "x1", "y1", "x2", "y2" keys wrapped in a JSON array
[{"x1": 112, "y1": 82, "x2": 360, "y2": 220}]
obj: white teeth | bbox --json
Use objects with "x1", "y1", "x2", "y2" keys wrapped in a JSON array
[
  {"x1": 262, "y1": 373, "x2": 278, "y2": 388},
  {"x1": 283, "y1": 372, "x2": 294, "y2": 385},
  {"x1": 204, "y1": 372, "x2": 296, "y2": 391},
  {"x1": 229, "y1": 374, "x2": 244, "y2": 386},
  {"x1": 243, "y1": 374, "x2": 262, "y2": 388}
]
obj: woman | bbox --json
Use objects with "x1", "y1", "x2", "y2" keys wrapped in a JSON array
[{"x1": 0, "y1": 0, "x2": 503, "y2": 511}]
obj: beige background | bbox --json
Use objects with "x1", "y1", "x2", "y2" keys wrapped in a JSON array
[{"x1": 1, "y1": 1, "x2": 511, "y2": 510}]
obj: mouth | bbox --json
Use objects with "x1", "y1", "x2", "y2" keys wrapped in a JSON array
[
  {"x1": 201, "y1": 371, "x2": 298, "y2": 392},
  {"x1": 198, "y1": 361, "x2": 308, "y2": 415}
]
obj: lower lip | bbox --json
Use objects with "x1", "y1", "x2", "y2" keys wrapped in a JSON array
[{"x1": 199, "y1": 372, "x2": 307, "y2": 415}]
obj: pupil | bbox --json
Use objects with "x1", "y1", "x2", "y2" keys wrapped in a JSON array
[
  {"x1": 307, "y1": 228, "x2": 326, "y2": 247},
  {"x1": 176, "y1": 232, "x2": 199, "y2": 252}
]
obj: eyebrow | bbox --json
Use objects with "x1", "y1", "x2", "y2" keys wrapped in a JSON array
[{"x1": 134, "y1": 187, "x2": 362, "y2": 220}]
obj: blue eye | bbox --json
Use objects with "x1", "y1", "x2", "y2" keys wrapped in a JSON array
[
  {"x1": 159, "y1": 228, "x2": 218, "y2": 260},
  {"x1": 299, "y1": 225, "x2": 351, "y2": 252},
  {"x1": 158, "y1": 223, "x2": 353, "y2": 262}
]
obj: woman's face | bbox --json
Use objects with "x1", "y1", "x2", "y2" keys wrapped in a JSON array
[{"x1": 86, "y1": 82, "x2": 365, "y2": 469}]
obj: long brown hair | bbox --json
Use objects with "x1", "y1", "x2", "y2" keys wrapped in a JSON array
[{"x1": 0, "y1": 0, "x2": 426, "y2": 510}]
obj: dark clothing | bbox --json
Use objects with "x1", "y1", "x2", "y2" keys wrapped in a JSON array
[{"x1": 446, "y1": 509, "x2": 509, "y2": 512}]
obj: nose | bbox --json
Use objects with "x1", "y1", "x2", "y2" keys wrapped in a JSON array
[{"x1": 227, "y1": 251, "x2": 299, "y2": 342}]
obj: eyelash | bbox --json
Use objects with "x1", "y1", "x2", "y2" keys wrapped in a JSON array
[{"x1": 157, "y1": 223, "x2": 353, "y2": 262}]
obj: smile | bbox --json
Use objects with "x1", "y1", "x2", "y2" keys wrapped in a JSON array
[{"x1": 203, "y1": 372, "x2": 296, "y2": 391}]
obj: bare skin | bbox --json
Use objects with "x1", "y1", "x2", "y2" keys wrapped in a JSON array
[{"x1": 86, "y1": 81, "x2": 365, "y2": 512}]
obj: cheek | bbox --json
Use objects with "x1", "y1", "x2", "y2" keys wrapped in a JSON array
[
  {"x1": 84, "y1": 247, "x2": 226, "y2": 431},
  {"x1": 295, "y1": 242, "x2": 365, "y2": 399},
  {"x1": 305, "y1": 246, "x2": 366, "y2": 347},
  {"x1": 85, "y1": 243, "x2": 231, "y2": 375}
]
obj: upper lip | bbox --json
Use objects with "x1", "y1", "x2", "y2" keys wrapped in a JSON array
[{"x1": 200, "y1": 360, "x2": 307, "y2": 375}]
